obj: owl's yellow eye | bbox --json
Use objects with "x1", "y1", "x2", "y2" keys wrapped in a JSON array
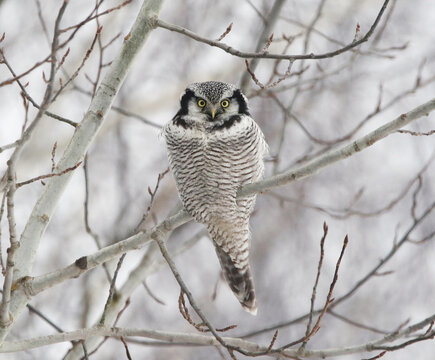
[
  {"x1": 221, "y1": 99, "x2": 230, "y2": 108},
  {"x1": 197, "y1": 99, "x2": 206, "y2": 108}
]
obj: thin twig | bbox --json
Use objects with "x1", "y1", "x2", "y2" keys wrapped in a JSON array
[
  {"x1": 397, "y1": 129, "x2": 435, "y2": 136},
  {"x1": 71, "y1": 84, "x2": 161, "y2": 129},
  {"x1": 0, "y1": 54, "x2": 52, "y2": 87},
  {"x1": 216, "y1": 23, "x2": 233, "y2": 42},
  {"x1": 34, "y1": 0, "x2": 51, "y2": 46},
  {"x1": 244, "y1": 0, "x2": 267, "y2": 23},
  {"x1": 328, "y1": 310, "x2": 388, "y2": 335},
  {"x1": 279, "y1": 15, "x2": 397, "y2": 59},
  {"x1": 100, "y1": 253, "x2": 126, "y2": 325},
  {"x1": 83, "y1": 156, "x2": 112, "y2": 283},
  {"x1": 294, "y1": 235, "x2": 349, "y2": 350},
  {"x1": 120, "y1": 337, "x2": 133, "y2": 360},
  {"x1": 267, "y1": 330, "x2": 279, "y2": 352},
  {"x1": 178, "y1": 291, "x2": 237, "y2": 333},
  {"x1": 60, "y1": 0, "x2": 133, "y2": 33},
  {"x1": 16, "y1": 162, "x2": 82, "y2": 188},
  {"x1": 0, "y1": 49, "x2": 77, "y2": 127},
  {"x1": 52, "y1": 26, "x2": 102, "y2": 102},
  {"x1": 303, "y1": 222, "x2": 328, "y2": 344},
  {"x1": 136, "y1": 168, "x2": 170, "y2": 231},
  {"x1": 362, "y1": 351, "x2": 387, "y2": 360},
  {"x1": 80, "y1": 341, "x2": 89, "y2": 360},
  {"x1": 153, "y1": 233, "x2": 242, "y2": 357},
  {"x1": 142, "y1": 281, "x2": 166, "y2": 305},
  {"x1": 410, "y1": 175, "x2": 423, "y2": 221},
  {"x1": 27, "y1": 303, "x2": 64, "y2": 332}
]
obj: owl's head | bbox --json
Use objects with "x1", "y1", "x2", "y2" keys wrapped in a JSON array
[{"x1": 177, "y1": 81, "x2": 250, "y2": 123}]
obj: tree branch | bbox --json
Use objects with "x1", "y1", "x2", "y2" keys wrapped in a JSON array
[
  {"x1": 2, "y1": 315, "x2": 435, "y2": 358},
  {"x1": 156, "y1": 0, "x2": 390, "y2": 61}
]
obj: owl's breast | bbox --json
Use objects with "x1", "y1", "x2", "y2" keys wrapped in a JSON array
[{"x1": 164, "y1": 116, "x2": 265, "y2": 219}]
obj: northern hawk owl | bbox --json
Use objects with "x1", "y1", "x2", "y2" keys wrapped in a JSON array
[{"x1": 163, "y1": 81, "x2": 268, "y2": 314}]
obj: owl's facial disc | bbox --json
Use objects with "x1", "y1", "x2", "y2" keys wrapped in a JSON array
[{"x1": 176, "y1": 83, "x2": 251, "y2": 126}]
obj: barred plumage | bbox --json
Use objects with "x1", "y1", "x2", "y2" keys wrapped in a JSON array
[{"x1": 163, "y1": 81, "x2": 268, "y2": 314}]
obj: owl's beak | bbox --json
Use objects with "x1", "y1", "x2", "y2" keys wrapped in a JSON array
[{"x1": 206, "y1": 105, "x2": 219, "y2": 120}]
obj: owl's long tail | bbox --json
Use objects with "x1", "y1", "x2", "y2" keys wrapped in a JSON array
[{"x1": 213, "y1": 240, "x2": 257, "y2": 315}]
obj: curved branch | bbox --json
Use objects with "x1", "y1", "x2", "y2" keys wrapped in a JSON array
[{"x1": 156, "y1": 0, "x2": 390, "y2": 61}]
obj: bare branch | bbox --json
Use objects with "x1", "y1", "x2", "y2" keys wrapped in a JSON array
[
  {"x1": 136, "y1": 168, "x2": 170, "y2": 231},
  {"x1": 153, "y1": 229, "x2": 241, "y2": 357},
  {"x1": 2, "y1": 317, "x2": 435, "y2": 358},
  {"x1": 0, "y1": 41, "x2": 77, "y2": 128},
  {"x1": 328, "y1": 310, "x2": 389, "y2": 335},
  {"x1": 216, "y1": 23, "x2": 233, "y2": 42},
  {"x1": 100, "y1": 254, "x2": 126, "y2": 325},
  {"x1": 267, "y1": 330, "x2": 279, "y2": 353},
  {"x1": 397, "y1": 129, "x2": 435, "y2": 136},
  {"x1": 245, "y1": 59, "x2": 294, "y2": 89},
  {"x1": 120, "y1": 336, "x2": 133, "y2": 360},
  {"x1": 178, "y1": 291, "x2": 237, "y2": 333},
  {"x1": 72, "y1": 84, "x2": 161, "y2": 129},
  {"x1": 15, "y1": 161, "x2": 82, "y2": 189},
  {"x1": 156, "y1": 0, "x2": 390, "y2": 62},
  {"x1": 82, "y1": 155, "x2": 111, "y2": 283},
  {"x1": 304, "y1": 222, "x2": 328, "y2": 340},
  {"x1": 51, "y1": 26, "x2": 102, "y2": 102},
  {"x1": 362, "y1": 351, "x2": 387, "y2": 360},
  {"x1": 295, "y1": 235, "x2": 349, "y2": 350}
]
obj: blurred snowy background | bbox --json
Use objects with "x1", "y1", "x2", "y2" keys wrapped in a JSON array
[{"x1": 0, "y1": 0, "x2": 435, "y2": 359}]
